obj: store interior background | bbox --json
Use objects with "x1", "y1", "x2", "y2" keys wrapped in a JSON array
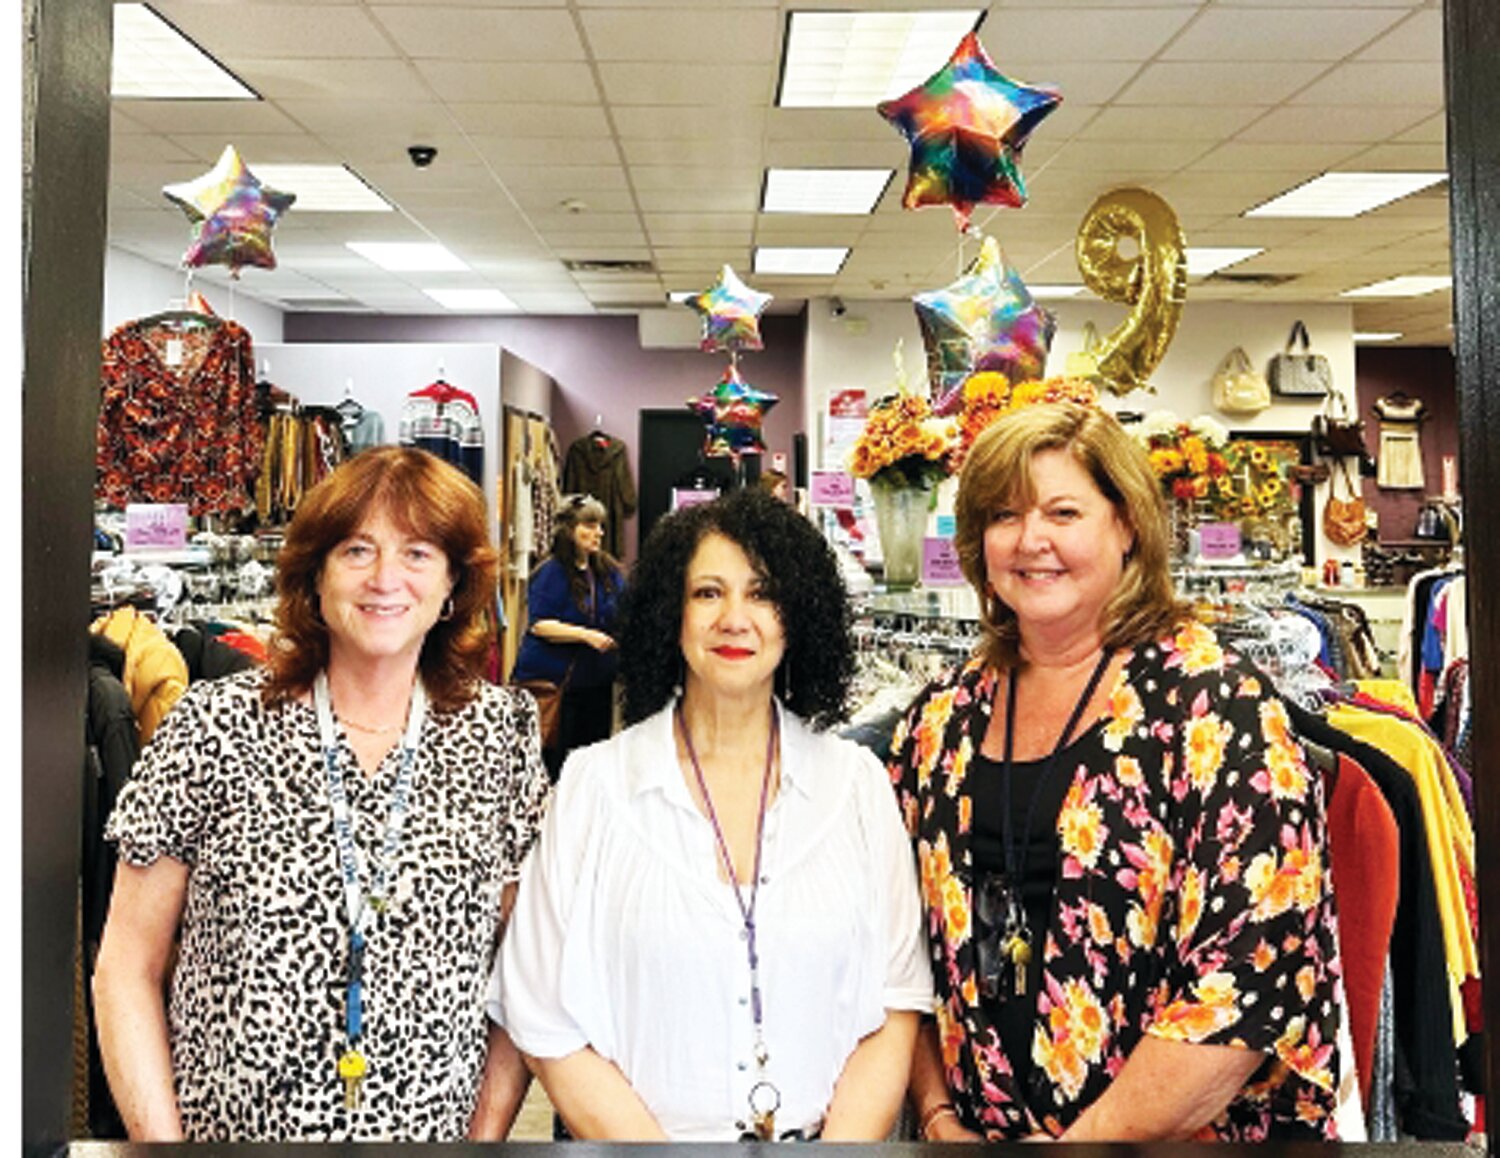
[
  {"x1": 99, "y1": 0, "x2": 1459, "y2": 566},
  {"x1": 26, "y1": 0, "x2": 1500, "y2": 1150}
]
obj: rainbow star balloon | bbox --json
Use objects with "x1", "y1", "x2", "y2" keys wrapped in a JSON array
[
  {"x1": 163, "y1": 145, "x2": 295, "y2": 275},
  {"x1": 687, "y1": 363, "x2": 779, "y2": 458},
  {"x1": 877, "y1": 32, "x2": 1062, "y2": 232},
  {"x1": 913, "y1": 235, "x2": 1056, "y2": 415},
  {"x1": 689, "y1": 265, "x2": 773, "y2": 353}
]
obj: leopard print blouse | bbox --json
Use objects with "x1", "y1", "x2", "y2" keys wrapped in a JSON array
[{"x1": 105, "y1": 669, "x2": 549, "y2": 1141}]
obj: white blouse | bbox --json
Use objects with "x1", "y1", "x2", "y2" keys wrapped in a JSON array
[{"x1": 490, "y1": 699, "x2": 933, "y2": 1140}]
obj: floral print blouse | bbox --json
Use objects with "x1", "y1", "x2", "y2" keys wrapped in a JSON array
[
  {"x1": 96, "y1": 319, "x2": 262, "y2": 516},
  {"x1": 888, "y1": 622, "x2": 1341, "y2": 1140}
]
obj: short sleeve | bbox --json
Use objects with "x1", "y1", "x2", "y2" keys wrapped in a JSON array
[
  {"x1": 1147, "y1": 650, "x2": 1340, "y2": 1085},
  {"x1": 857, "y1": 746, "x2": 934, "y2": 1013},
  {"x1": 497, "y1": 688, "x2": 551, "y2": 885},
  {"x1": 489, "y1": 748, "x2": 598, "y2": 1058},
  {"x1": 103, "y1": 680, "x2": 221, "y2": 867}
]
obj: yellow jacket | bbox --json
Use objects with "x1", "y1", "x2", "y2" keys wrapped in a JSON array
[{"x1": 91, "y1": 606, "x2": 189, "y2": 744}]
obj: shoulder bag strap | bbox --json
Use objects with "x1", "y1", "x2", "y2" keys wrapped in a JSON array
[{"x1": 1287, "y1": 319, "x2": 1312, "y2": 353}]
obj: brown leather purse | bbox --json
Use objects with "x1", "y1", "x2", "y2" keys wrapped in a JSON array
[{"x1": 1322, "y1": 460, "x2": 1367, "y2": 547}]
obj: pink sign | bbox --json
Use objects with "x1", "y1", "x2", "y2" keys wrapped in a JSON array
[
  {"x1": 809, "y1": 470, "x2": 855, "y2": 508},
  {"x1": 827, "y1": 389, "x2": 867, "y2": 419},
  {"x1": 1197, "y1": 522, "x2": 1242, "y2": 560},
  {"x1": 921, "y1": 537, "x2": 965, "y2": 586},
  {"x1": 671, "y1": 487, "x2": 719, "y2": 511},
  {"x1": 124, "y1": 503, "x2": 189, "y2": 550}
]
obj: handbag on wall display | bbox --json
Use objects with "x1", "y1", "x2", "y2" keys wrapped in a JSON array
[
  {"x1": 1313, "y1": 390, "x2": 1368, "y2": 458},
  {"x1": 1210, "y1": 346, "x2": 1271, "y2": 415},
  {"x1": 1268, "y1": 320, "x2": 1334, "y2": 397},
  {"x1": 1064, "y1": 321, "x2": 1103, "y2": 380},
  {"x1": 1322, "y1": 460, "x2": 1368, "y2": 547}
]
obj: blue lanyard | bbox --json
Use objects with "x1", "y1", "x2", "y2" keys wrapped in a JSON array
[{"x1": 313, "y1": 671, "x2": 427, "y2": 1046}]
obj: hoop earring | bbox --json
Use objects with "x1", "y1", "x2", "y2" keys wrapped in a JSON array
[{"x1": 439, "y1": 596, "x2": 455, "y2": 621}]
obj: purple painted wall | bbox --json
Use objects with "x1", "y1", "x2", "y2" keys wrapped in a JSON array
[
  {"x1": 1354, "y1": 346, "x2": 1459, "y2": 542},
  {"x1": 285, "y1": 311, "x2": 807, "y2": 559}
]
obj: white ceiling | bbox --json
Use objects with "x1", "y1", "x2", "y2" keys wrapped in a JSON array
[{"x1": 107, "y1": 0, "x2": 1455, "y2": 345}]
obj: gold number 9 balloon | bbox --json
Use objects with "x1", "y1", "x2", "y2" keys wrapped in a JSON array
[{"x1": 1074, "y1": 187, "x2": 1186, "y2": 396}]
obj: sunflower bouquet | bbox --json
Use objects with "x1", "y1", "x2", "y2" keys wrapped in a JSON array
[
  {"x1": 847, "y1": 390, "x2": 956, "y2": 488},
  {"x1": 1133, "y1": 411, "x2": 1233, "y2": 503},
  {"x1": 1210, "y1": 440, "x2": 1296, "y2": 522},
  {"x1": 952, "y1": 373, "x2": 1101, "y2": 472}
]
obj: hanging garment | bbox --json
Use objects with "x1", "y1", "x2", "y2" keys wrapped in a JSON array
[
  {"x1": 532, "y1": 425, "x2": 561, "y2": 559},
  {"x1": 1374, "y1": 395, "x2": 1426, "y2": 490},
  {"x1": 96, "y1": 317, "x2": 263, "y2": 516},
  {"x1": 90, "y1": 605, "x2": 189, "y2": 744},
  {"x1": 562, "y1": 430, "x2": 636, "y2": 557},
  {"x1": 399, "y1": 380, "x2": 484, "y2": 485},
  {"x1": 336, "y1": 394, "x2": 385, "y2": 454}
]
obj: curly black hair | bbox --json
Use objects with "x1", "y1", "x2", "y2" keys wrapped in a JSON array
[{"x1": 618, "y1": 487, "x2": 855, "y2": 730}]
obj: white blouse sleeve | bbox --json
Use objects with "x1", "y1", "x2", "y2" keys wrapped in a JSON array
[
  {"x1": 488, "y1": 746, "x2": 601, "y2": 1059},
  {"x1": 855, "y1": 744, "x2": 935, "y2": 1014}
]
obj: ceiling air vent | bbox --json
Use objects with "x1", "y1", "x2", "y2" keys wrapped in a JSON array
[
  {"x1": 281, "y1": 298, "x2": 370, "y2": 311},
  {"x1": 564, "y1": 258, "x2": 657, "y2": 274},
  {"x1": 1204, "y1": 272, "x2": 1298, "y2": 287}
]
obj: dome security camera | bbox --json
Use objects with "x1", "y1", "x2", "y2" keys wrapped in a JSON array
[
  {"x1": 408, "y1": 144, "x2": 438, "y2": 168},
  {"x1": 830, "y1": 297, "x2": 847, "y2": 318}
]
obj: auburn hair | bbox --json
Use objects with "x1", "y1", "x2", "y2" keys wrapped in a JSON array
[{"x1": 264, "y1": 446, "x2": 500, "y2": 712}]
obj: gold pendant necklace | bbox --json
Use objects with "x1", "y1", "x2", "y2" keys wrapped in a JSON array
[{"x1": 338, "y1": 715, "x2": 404, "y2": 737}]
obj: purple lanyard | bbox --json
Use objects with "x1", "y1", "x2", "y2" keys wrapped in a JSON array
[{"x1": 675, "y1": 703, "x2": 781, "y2": 1135}]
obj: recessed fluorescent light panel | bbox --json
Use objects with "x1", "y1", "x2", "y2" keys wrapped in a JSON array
[
  {"x1": 112, "y1": 4, "x2": 256, "y2": 99},
  {"x1": 1342, "y1": 276, "x2": 1452, "y2": 298},
  {"x1": 1186, "y1": 247, "x2": 1264, "y2": 276},
  {"x1": 423, "y1": 288, "x2": 518, "y2": 311},
  {"x1": 1353, "y1": 332, "x2": 1403, "y2": 343},
  {"x1": 667, "y1": 291, "x2": 696, "y2": 305},
  {"x1": 1028, "y1": 285, "x2": 1086, "y2": 299},
  {"x1": 763, "y1": 169, "x2": 894, "y2": 215},
  {"x1": 251, "y1": 166, "x2": 391, "y2": 213},
  {"x1": 348, "y1": 242, "x2": 468, "y2": 272},
  {"x1": 754, "y1": 247, "x2": 850, "y2": 275},
  {"x1": 1246, "y1": 172, "x2": 1447, "y2": 218},
  {"x1": 779, "y1": 10, "x2": 983, "y2": 108}
]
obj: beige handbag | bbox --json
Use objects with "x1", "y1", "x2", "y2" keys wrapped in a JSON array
[
  {"x1": 1211, "y1": 347, "x2": 1271, "y2": 416},
  {"x1": 1064, "y1": 321, "x2": 1103, "y2": 380}
]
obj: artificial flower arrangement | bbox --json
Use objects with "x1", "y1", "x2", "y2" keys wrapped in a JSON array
[
  {"x1": 1212, "y1": 440, "x2": 1297, "y2": 522},
  {"x1": 1133, "y1": 410, "x2": 1233, "y2": 506},
  {"x1": 952, "y1": 372, "x2": 1101, "y2": 471},
  {"x1": 847, "y1": 389, "x2": 956, "y2": 488}
]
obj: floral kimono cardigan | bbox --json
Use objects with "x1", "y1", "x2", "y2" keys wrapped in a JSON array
[{"x1": 888, "y1": 621, "x2": 1341, "y2": 1139}]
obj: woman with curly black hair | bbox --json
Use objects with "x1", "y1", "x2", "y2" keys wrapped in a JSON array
[{"x1": 491, "y1": 487, "x2": 932, "y2": 1141}]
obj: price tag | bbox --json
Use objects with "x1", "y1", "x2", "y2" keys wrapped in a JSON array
[
  {"x1": 921, "y1": 537, "x2": 965, "y2": 586},
  {"x1": 935, "y1": 514, "x2": 956, "y2": 537},
  {"x1": 164, "y1": 338, "x2": 184, "y2": 367},
  {"x1": 809, "y1": 471, "x2": 855, "y2": 508},
  {"x1": 671, "y1": 487, "x2": 718, "y2": 512},
  {"x1": 124, "y1": 503, "x2": 189, "y2": 550},
  {"x1": 1197, "y1": 522, "x2": 1242, "y2": 560}
]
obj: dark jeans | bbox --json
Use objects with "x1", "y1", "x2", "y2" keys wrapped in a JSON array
[{"x1": 543, "y1": 681, "x2": 614, "y2": 782}]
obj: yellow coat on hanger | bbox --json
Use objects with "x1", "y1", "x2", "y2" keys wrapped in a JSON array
[{"x1": 91, "y1": 606, "x2": 189, "y2": 744}]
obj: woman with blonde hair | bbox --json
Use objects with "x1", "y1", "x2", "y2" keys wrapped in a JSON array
[{"x1": 892, "y1": 402, "x2": 1341, "y2": 1141}]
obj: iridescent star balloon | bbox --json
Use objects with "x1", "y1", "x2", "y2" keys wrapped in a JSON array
[
  {"x1": 877, "y1": 32, "x2": 1062, "y2": 232},
  {"x1": 689, "y1": 265, "x2": 773, "y2": 353},
  {"x1": 913, "y1": 235, "x2": 1057, "y2": 416},
  {"x1": 687, "y1": 363, "x2": 779, "y2": 458},
  {"x1": 163, "y1": 145, "x2": 295, "y2": 276}
]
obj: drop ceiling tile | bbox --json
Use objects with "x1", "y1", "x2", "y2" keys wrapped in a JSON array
[
  {"x1": 641, "y1": 211, "x2": 754, "y2": 234},
  {"x1": 540, "y1": 227, "x2": 649, "y2": 249},
  {"x1": 1343, "y1": 142, "x2": 1449, "y2": 170},
  {"x1": 113, "y1": 99, "x2": 304, "y2": 135},
  {"x1": 753, "y1": 219, "x2": 865, "y2": 245},
  {"x1": 1044, "y1": 139, "x2": 1209, "y2": 172},
  {"x1": 1355, "y1": 9, "x2": 1443, "y2": 61},
  {"x1": 490, "y1": 164, "x2": 630, "y2": 193},
  {"x1": 507, "y1": 292, "x2": 595, "y2": 313},
  {"x1": 235, "y1": 59, "x2": 429, "y2": 102},
  {"x1": 628, "y1": 166, "x2": 760, "y2": 193},
  {"x1": 1006, "y1": 62, "x2": 1138, "y2": 106},
  {"x1": 1290, "y1": 62, "x2": 1445, "y2": 106},
  {"x1": 767, "y1": 108, "x2": 893, "y2": 144},
  {"x1": 981, "y1": 7, "x2": 1194, "y2": 62},
  {"x1": 372, "y1": 8, "x2": 586, "y2": 60},
  {"x1": 109, "y1": 133, "x2": 199, "y2": 163},
  {"x1": 1188, "y1": 140, "x2": 1367, "y2": 173},
  {"x1": 763, "y1": 140, "x2": 901, "y2": 168},
  {"x1": 152, "y1": 1, "x2": 396, "y2": 58},
  {"x1": 636, "y1": 185, "x2": 758, "y2": 212},
  {"x1": 317, "y1": 134, "x2": 484, "y2": 168},
  {"x1": 1161, "y1": 7, "x2": 1405, "y2": 61},
  {"x1": 598, "y1": 62, "x2": 773, "y2": 106},
  {"x1": 1076, "y1": 105, "x2": 1263, "y2": 143},
  {"x1": 1116, "y1": 61, "x2": 1328, "y2": 106},
  {"x1": 1233, "y1": 104, "x2": 1435, "y2": 144},
  {"x1": 471, "y1": 136, "x2": 623, "y2": 166},
  {"x1": 448, "y1": 103, "x2": 612, "y2": 137},
  {"x1": 348, "y1": 160, "x2": 498, "y2": 194},
  {"x1": 644, "y1": 229, "x2": 750, "y2": 251},
  {"x1": 273, "y1": 97, "x2": 449, "y2": 137},
  {"x1": 578, "y1": 9, "x2": 778, "y2": 61},
  {"x1": 511, "y1": 187, "x2": 638, "y2": 213},
  {"x1": 1395, "y1": 112, "x2": 1446, "y2": 143},
  {"x1": 166, "y1": 133, "x2": 337, "y2": 164},
  {"x1": 412, "y1": 60, "x2": 602, "y2": 104},
  {"x1": 111, "y1": 108, "x2": 152, "y2": 134}
]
